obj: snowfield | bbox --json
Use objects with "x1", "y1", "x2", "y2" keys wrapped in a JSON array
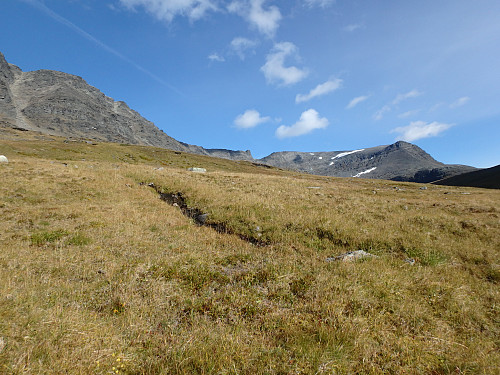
[
  {"x1": 331, "y1": 149, "x2": 364, "y2": 160},
  {"x1": 352, "y1": 167, "x2": 377, "y2": 178}
]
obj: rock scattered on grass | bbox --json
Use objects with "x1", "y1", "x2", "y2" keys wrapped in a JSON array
[
  {"x1": 326, "y1": 250, "x2": 377, "y2": 262},
  {"x1": 0, "y1": 155, "x2": 8, "y2": 163},
  {"x1": 188, "y1": 167, "x2": 206, "y2": 173}
]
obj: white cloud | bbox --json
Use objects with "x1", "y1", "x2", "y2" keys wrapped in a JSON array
[
  {"x1": 261, "y1": 42, "x2": 309, "y2": 86},
  {"x1": 391, "y1": 121, "x2": 453, "y2": 142},
  {"x1": 304, "y1": 0, "x2": 335, "y2": 8},
  {"x1": 119, "y1": 0, "x2": 217, "y2": 23},
  {"x1": 346, "y1": 95, "x2": 369, "y2": 109},
  {"x1": 450, "y1": 96, "x2": 470, "y2": 108},
  {"x1": 234, "y1": 109, "x2": 270, "y2": 129},
  {"x1": 392, "y1": 89, "x2": 422, "y2": 105},
  {"x1": 228, "y1": 0, "x2": 282, "y2": 37},
  {"x1": 208, "y1": 53, "x2": 225, "y2": 62},
  {"x1": 230, "y1": 37, "x2": 258, "y2": 60},
  {"x1": 276, "y1": 109, "x2": 329, "y2": 138},
  {"x1": 295, "y1": 78, "x2": 342, "y2": 103}
]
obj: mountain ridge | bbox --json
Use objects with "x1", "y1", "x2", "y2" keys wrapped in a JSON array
[{"x1": 0, "y1": 51, "x2": 477, "y2": 182}]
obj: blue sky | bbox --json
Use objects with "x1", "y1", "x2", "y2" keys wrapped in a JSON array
[{"x1": 1, "y1": 0, "x2": 499, "y2": 167}]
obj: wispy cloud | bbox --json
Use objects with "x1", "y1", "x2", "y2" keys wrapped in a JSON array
[
  {"x1": 296, "y1": 78, "x2": 342, "y2": 103},
  {"x1": 276, "y1": 109, "x2": 329, "y2": 138},
  {"x1": 450, "y1": 96, "x2": 470, "y2": 108},
  {"x1": 234, "y1": 109, "x2": 270, "y2": 129},
  {"x1": 119, "y1": 0, "x2": 217, "y2": 23},
  {"x1": 343, "y1": 23, "x2": 364, "y2": 32},
  {"x1": 208, "y1": 53, "x2": 225, "y2": 62},
  {"x1": 228, "y1": 0, "x2": 282, "y2": 37},
  {"x1": 398, "y1": 109, "x2": 420, "y2": 118},
  {"x1": 392, "y1": 89, "x2": 422, "y2": 105},
  {"x1": 230, "y1": 37, "x2": 258, "y2": 60},
  {"x1": 391, "y1": 121, "x2": 453, "y2": 142},
  {"x1": 304, "y1": 0, "x2": 335, "y2": 8},
  {"x1": 374, "y1": 89, "x2": 422, "y2": 120},
  {"x1": 21, "y1": 0, "x2": 182, "y2": 94},
  {"x1": 373, "y1": 105, "x2": 391, "y2": 121},
  {"x1": 261, "y1": 42, "x2": 308, "y2": 86},
  {"x1": 346, "y1": 95, "x2": 369, "y2": 109}
]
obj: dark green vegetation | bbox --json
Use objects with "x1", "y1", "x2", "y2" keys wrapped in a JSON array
[{"x1": 1, "y1": 128, "x2": 499, "y2": 374}]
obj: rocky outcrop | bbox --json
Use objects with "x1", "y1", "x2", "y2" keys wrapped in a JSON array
[{"x1": 205, "y1": 149, "x2": 253, "y2": 161}]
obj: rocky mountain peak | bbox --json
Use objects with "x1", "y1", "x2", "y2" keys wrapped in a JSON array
[{"x1": 0, "y1": 52, "x2": 14, "y2": 83}]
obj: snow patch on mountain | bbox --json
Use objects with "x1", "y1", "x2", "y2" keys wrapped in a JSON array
[
  {"x1": 353, "y1": 167, "x2": 377, "y2": 178},
  {"x1": 331, "y1": 149, "x2": 365, "y2": 160}
]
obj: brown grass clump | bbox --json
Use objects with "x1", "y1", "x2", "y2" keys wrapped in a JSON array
[{"x1": 0, "y1": 130, "x2": 499, "y2": 374}]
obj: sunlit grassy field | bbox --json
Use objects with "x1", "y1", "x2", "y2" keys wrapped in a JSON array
[{"x1": 1, "y1": 129, "x2": 499, "y2": 374}]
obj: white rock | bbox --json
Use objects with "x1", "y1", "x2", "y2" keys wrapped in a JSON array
[
  {"x1": 0, "y1": 155, "x2": 8, "y2": 163},
  {"x1": 188, "y1": 167, "x2": 207, "y2": 173}
]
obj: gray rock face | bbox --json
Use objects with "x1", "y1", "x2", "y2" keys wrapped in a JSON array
[{"x1": 204, "y1": 149, "x2": 253, "y2": 161}]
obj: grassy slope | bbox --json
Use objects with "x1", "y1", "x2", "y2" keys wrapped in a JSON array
[{"x1": 0, "y1": 128, "x2": 499, "y2": 374}]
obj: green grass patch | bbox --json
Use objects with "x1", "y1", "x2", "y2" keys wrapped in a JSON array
[{"x1": 30, "y1": 229, "x2": 69, "y2": 246}]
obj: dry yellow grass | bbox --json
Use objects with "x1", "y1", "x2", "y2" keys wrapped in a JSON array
[{"x1": 0, "y1": 130, "x2": 499, "y2": 374}]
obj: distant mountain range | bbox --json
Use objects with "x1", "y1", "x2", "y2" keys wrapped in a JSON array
[
  {"x1": 0, "y1": 51, "x2": 478, "y2": 183},
  {"x1": 260, "y1": 142, "x2": 477, "y2": 183}
]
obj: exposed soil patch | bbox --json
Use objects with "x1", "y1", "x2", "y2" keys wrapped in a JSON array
[{"x1": 143, "y1": 182, "x2": 268, "y2": 247}]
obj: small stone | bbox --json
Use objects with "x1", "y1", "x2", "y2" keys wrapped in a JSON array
[
  {"x1": 326, "y1": 250, "x2": 377, "y2": 262},
  {"x1": 404, "y1": 258, "x2": 416, "y2": 265},
  {"x1": 0, "y1": 155, "x2": 9, "y2": 163},
  {"x1": 420, "y1": 186, "x2": 428, "y2": 190},
  {"x1": 196, "y1": 213, "x2": 209, "y2": 224}
]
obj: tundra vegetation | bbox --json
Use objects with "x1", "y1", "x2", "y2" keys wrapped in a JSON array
[{"x1": 0, "y1": 128, "x2": 499, "y2": 374}]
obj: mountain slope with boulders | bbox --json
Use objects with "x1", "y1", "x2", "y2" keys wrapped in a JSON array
[{"x1": 0, "y1": 51, "x2": 477, "y2": 182}]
